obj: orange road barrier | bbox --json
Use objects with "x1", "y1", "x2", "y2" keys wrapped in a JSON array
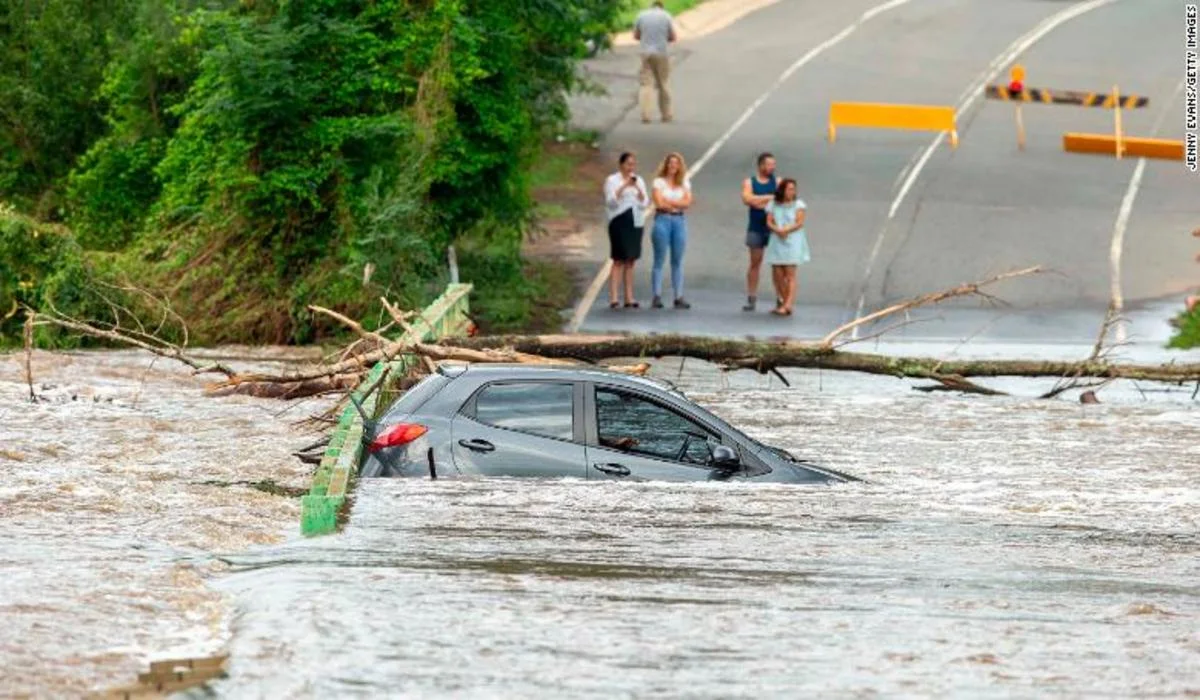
[
  {"x1": 1062, "y1": 133, "x2": 1184, "y2": 160},
  {"x1": 828, "y1": 102, "x2": 958, "y2": 148}
]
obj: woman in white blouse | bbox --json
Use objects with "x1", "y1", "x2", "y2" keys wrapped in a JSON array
[
  {"x1": 650, "y1": 152, "x2": 692, "y2": 309},
  {"x1": 603, "y1": 152, "x2": 649, "y2": 308}
]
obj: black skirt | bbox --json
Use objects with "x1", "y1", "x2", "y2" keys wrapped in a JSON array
[{"x1": 608, "y1": 208, "x2": 643, "y2": 262}]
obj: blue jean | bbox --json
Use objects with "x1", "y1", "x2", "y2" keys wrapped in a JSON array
[{"x1": 651, "y1": 213, "x2": 687, "y2": 299}]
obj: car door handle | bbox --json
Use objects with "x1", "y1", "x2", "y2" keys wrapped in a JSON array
[
  {"x1": 593, "y1": 463, "x2": 631, "y2": 477},
  {"x1": 458, "y1": 438, "x2": 495, "y2": 453}
]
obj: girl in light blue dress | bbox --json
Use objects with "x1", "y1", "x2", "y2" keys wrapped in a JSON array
[{"x1": 764, "y1": 178, "x2": 809, "y2": 316}]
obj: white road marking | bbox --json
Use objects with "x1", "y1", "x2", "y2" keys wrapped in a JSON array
[
  {"x1": 567, "y1": 0, "x2": 918, "y2": 333},
  {"x1": 1109, "y1": 159, "x2": 1145, "y2": 344},
  {"x1": 849, "y1": 0, "x2": 1122, "y2": 338},
  {"x1": 891, "y1": 148, "x2": 924, "y2": 194},
  {"x1": 1108, "y1": 79, "x2": 1185, "y2": 344}
]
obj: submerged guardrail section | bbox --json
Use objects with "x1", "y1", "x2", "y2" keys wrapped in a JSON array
[{"x1": 300, "y1": 283, "x2": 473, "y2": 536}]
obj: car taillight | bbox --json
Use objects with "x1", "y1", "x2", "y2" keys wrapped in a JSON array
[{"x1": 368, "y1": 423, "x2": 428, "y2": 453}]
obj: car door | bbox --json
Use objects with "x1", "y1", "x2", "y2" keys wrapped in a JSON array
[
  {"x1": 451, "y1": 380, "x2": 588, "y2": 479},
  {"x1": 584, "y1": 383, "x2": 731, "y2": 482}
]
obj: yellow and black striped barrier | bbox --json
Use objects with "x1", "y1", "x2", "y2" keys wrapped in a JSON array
[{"x1": 985, "y1": 84, "x2": 1148, "y2": 109}]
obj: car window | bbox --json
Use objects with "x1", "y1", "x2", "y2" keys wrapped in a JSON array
[
  {"x1": 381, "y1": 372, "x2": 450, "y2": 420},
  {"x1": 473, "y1": 382, "x2": 574, "y2": 441},
  {"x1": 595, "y1": 388, "x2": 719, "y2": 464}
]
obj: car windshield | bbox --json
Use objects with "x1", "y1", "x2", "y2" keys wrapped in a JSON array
[
  {"x1": 675, "y1": 392, "x2": 761, "y2": 442},
  {"x1": 675, "y1": 389, "x2": 804, "y2": 461}
]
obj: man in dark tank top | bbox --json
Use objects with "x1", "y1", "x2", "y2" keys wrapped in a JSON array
[{"x1": 740, "y1": 152, "x2": 778, "y2": 312}]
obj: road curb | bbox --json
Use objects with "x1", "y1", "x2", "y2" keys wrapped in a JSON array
[{"x1": 300, "y1": 283, "x2": 473, "y2": 536}]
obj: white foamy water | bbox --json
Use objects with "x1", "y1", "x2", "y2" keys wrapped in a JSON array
[
  {"x1": 205, "y1": 359, "x2": 1199, "y2": 699},
  {"x1": 0, "y1": 349, "x2": 333, "y2": 697},
  {"x1": 2, "y1": 348, "x2": 1197, "y2": 697}
]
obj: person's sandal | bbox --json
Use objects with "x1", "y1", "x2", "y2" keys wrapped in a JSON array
[
  {"x1": 609, "y1": 300, "x2": 620, "y2": 310},
  {"x1": 742, "y1": 296, "x2": 756, "y2": 312},
  {"x1": 624, "y1": 301, "x2": 640, "y2": 309},
  {"x1": 652, "y1": 296, "x2": 664, "y2": 309},
  {"x1": 674, "y1": 298, "x2": 691, "y2": 309}
]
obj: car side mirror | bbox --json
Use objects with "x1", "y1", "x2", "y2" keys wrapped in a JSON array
[{"x1": 711, "y1": 445, "x2": 740, "y2": 468}]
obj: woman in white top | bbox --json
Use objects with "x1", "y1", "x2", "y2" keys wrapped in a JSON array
[
  {"x1": 649, "y1": 152, "x2": 693, "y2": 309},
  {"x1": 603, "y1": 152, "x2": 649, "y2": 308}
]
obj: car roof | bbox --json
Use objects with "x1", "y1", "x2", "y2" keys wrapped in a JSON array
[{"x1": 438, "y1": 362, "x2": 682, "y2": 394}]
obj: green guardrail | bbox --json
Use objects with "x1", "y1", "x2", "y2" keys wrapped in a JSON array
[{"x1": 300, "y1": 283, "x2": 473, "y2": 536}]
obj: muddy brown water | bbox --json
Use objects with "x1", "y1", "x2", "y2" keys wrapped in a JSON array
[
  {"x1": 0, "y1": 348, "x2": 335, "y2": 697},
  {"x1": 2, "y1": 349, "x2": 1198, "y2": 697}
]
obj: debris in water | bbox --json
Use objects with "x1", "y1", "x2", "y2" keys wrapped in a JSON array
[
  {"x1": 199, "y1": 479, "x2": 308, "y2": 498},
  {"x1": 95, "y1": 653, "x2": 228, "y2": 698},
  {"x1": 1125, "y1": 603, "x2": 1174, "y2": 616},
  {"x1": 960, "y1": 653, "x2": 1001, "y2": 665}
]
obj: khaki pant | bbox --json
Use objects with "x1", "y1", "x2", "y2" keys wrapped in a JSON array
[{"x1": 639, "y1": 54, "x2": 672, "y2": 122}]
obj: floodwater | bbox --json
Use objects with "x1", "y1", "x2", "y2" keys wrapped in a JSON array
[
  {"x1": 0, "y1": 348, "x2": 335, "y2": 697},
  {"x1": 211, "y1": 359, "x2": 1199, "y2": 698},
  {"x1": 2, "y1": 348, "x2": 1198, "y2": 697}
]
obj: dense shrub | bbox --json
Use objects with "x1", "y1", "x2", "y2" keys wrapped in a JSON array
[
  {"x1": 1169, "y1": 306, "x2": 1200, "y2": 350},
  {"x1": 1, "y1": 0, "x2": 622, "y2": 345},
  {"x1": 0, "y1": 205, "x2": 96, "y2": 346}
]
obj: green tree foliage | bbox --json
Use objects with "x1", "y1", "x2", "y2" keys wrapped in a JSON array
[
  {"x1": 67, "y1": 0, "x2": 213, "y2": 249},
  {"x1": 1169, "y1": 307, "x2": 1200, "y2": 350},
  {"x1": 1, "y1": 0, "x2": 621, "y2": 344},
  {"x1": 0, "y1": 203, "x2": 96, "y2": 346},
  {"x1": 0, "y1": 0, "x2": 137, "y2": 214}
]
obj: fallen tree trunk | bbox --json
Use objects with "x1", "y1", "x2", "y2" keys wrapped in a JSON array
[
  {"x1": 446, "y1": 334, "x2": 1200, "y2": 384},
  {"x1": 204, "y1": 373, "x2": 364, "y2": 399}
]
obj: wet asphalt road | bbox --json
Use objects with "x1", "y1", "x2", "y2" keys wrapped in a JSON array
[{"x1": 575, "y1": 0, "x2": 1197, "y2": 345}]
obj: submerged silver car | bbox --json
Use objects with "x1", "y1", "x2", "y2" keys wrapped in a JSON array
[{"x1": 358, "y1": 364, "x2": 858, "y2": 484}]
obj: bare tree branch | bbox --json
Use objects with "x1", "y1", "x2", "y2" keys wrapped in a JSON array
[
  {"x1": 820, "y1": 266, "x2": 1044, "y2": 347},
  {"x1": 32, "y1": 303, "x2": 235, "y2": 379},
  {"x1": 1038, "y1": 377, "x2": 1115, "y2": 400},
  {"x1": 308, "y1": 305, "x2": 387, "y2": 344},
  {"x1": 23, "y1": 310, "x2": 36, "y2": 402},
  {"x1": 914, "y1": 374, "x2": 1008, "y2": 396},
  {"x1": 832, "y1": 316, "x2": 934, "y2": 349}
]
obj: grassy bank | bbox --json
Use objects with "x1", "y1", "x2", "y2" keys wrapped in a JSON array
[
  {"x1": 619, "y1": 0, "x2": 705, "y2": 27},
  {"x1": 521, "y1": 131, "x2": 611, "y2": 323}
]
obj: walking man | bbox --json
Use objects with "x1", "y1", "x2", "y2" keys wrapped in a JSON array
[
  {"x1": 634, "y1": 1, "x2": 676, "y2": 123},
  {"x1": 741, "y1": 152, "x2": 777, "y2": 311}
]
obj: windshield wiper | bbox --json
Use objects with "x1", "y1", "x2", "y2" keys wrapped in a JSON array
[{"x1": 766, "y1": 444, "x2": 816, "y2": 464}]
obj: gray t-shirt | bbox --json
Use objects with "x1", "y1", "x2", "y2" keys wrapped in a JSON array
[{"x1": 634, "y1": 7, "x2": 674, "y2": 56}]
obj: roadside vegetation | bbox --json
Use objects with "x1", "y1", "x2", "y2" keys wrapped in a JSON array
[
  {"x1": 1169, "y1": 307, "x2": 1200, "y2": 349},
  {"x1": 525, "y1": 129, "x2": 610, "y2": 320},
  {"x1": 617, "y1": 0, "x2": 704, "y2": 26},
  {"x1": 0, "y1": 0, "x2": 625, "y2": 348}
]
